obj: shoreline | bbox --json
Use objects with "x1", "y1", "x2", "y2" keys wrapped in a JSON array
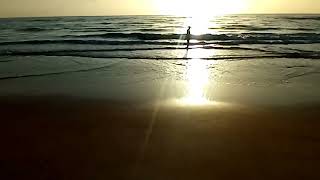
[{"x1": 1, "y1": 57, "x2": 320, "y2": 107}]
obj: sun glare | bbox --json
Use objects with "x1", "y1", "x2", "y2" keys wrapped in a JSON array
[
  {"x1": 154, "y1": 0, "x2": 247, "y2": 16},
  {"x1": 182, "y1": 16, "x2": 212, "y2": 35}
]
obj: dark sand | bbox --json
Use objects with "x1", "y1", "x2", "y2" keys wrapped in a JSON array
[{"x1": 1, "y1": 96, "x2": 320, "y2": 180}]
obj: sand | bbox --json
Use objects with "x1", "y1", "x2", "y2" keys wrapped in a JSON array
[
  {"x1": 1, "y1": 96, "x2": 320, "y2": 180},
  {"x1": 1, "y1": 57, "x2": 320, "y2": 179}
]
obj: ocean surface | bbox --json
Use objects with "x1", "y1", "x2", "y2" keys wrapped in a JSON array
[{"x1": 0, "y1": 14, "x2": 319, "y2": 60}]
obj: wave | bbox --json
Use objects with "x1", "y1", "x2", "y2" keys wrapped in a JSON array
[
  {"x1": 1, "y1": 46, "x2": 319, "y2": 60},
  {"x1": 1, "y1": 33, "x2": 320, "y2": 46},
  {"x1": 16, "y1": 27, "x2": 51, "y2": 32},
  {"x1": 283, "y1": 16, "x2": 320, "y2": 21},
  {"x1": 287, "y1": 28, "x2": 316, "y2": 31},
  {"x1": 0, "y1": 46, "x2": 267, "y2": 55},
  {"x1": 0, "y1": 39, "x2": 178, "y2": 46},
  {"x1": 1, "y1": 52, "x2": 319, "y2": 60},
  {"x1": 0, "y1": 39, "x2": 319, "y2": 47},
  {"x1": 217, "y1": 25, "x2": 316, "y2": 32},
  {"x1": 138, "y1": 28, "x2": 167, "y2": 32},
  {"x1": 61, "y1": 32, "x2": 320, "y2": 41},
  {"x1": 219, "y1": 25, "x2": 281, "y2": 31},
  {"x1": 0, "y1": 47, "x2": 182, "y2": 56}
]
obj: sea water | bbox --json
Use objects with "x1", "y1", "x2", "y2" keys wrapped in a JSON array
[{"x1": 0, "y1": 15, "x2": 319, "y2": 60}]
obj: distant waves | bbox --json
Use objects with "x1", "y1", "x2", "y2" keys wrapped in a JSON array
[
  {"x1": 1, "y1": 32, "x2": 320, "y2": 45},
  {"x1": 0, "y1": 15, "x2": 319, "y2": 60}
]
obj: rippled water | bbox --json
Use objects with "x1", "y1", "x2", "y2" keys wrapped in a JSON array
[{"x1": 0, "y1": 15, "x2": 319, "y2": 60}]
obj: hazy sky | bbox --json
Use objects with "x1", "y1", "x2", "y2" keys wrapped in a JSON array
[{"x1": 1, "y1": 0, "x2": 319, "y2": 17}]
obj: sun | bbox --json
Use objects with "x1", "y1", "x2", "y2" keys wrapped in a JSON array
[{"x1": 153, "y1": 0, "x2": 247, "y2": 16}]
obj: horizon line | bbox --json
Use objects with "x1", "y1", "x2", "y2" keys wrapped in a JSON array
[{"x1": 0, "y1": 13, "x2": 319, "y2": 19}]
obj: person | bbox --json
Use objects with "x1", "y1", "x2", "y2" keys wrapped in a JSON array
[{"x1": 186, "y1": 26, "x2": 191, "y2": 49}]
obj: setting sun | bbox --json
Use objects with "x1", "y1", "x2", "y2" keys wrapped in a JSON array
[{"x1": 153, "y1": 0, "x2": 247, "y2": 16}]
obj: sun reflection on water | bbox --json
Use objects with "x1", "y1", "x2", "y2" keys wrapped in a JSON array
[
  {"x1": 176, "y1": 15, "x2": 220, "y2": 35},
  {"x1": 185, "y1": 16, "x2": 211, "y2": 35},
  {"x1": 174, "y1": 16, "x2": 219, "y2": 106}
]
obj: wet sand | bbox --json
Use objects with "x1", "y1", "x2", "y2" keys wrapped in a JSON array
[
  {"x1": 1, "y1": 96, "x2": 320, "y2": 180},
  {"x1": 1, "y1": 57, "x2": 320, "y2": 179}
]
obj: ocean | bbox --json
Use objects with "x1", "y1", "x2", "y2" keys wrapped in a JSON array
[{"x1": 0, "y1": 14, "x2": 319, "y2": 60}]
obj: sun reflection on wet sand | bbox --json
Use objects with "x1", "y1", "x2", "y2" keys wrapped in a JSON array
[{"x1": 179, "y1": 58, "x2": 213, "y2": 105}]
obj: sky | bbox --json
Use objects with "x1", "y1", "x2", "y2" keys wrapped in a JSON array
[{"x1": 0, "y1": 0, "x2": 319, "y2": 17}]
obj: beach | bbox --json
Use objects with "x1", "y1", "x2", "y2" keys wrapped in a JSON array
[
  {"x1": 1, "y1": 57, "x2": 320, "y2": 179},
  {"x1": 1, "y1": 15, "x2": 320, "y2": 179}
]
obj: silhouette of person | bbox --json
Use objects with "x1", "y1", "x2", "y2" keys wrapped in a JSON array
[{"x1": 186, "y1": 26, "x2": 191, "y2": 49}]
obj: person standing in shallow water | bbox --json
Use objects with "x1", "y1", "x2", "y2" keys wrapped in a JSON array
[{"x1": 186, "y1": 26, "x2": 191, "y2": 49}]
